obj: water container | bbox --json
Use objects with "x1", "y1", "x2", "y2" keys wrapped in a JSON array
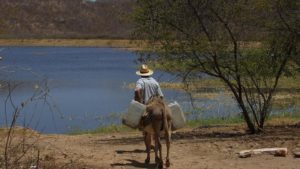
[
  {"x1": 168, "y1": 101, "x2": 186, "y2": 130},
  {"x1": 122, "y1": 100, "x2": 146, "y2": 128}
]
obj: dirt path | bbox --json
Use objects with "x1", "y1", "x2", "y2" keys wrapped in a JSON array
[{"x1": 23, "y1": 124, "x2": 299, "y2": 169}]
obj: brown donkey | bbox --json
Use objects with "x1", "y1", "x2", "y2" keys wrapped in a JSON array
[{"x1": 139, "y1": 96, "x2": 172, "y2": 168}]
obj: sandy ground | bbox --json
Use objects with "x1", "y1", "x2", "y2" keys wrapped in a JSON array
[{"x1": 1, "y1": 123, "x2": 300, "y2": 169}]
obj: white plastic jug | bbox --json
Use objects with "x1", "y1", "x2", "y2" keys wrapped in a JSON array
[
  {"x1": 168, "y1": 101, "x2": 186, "y2": 130},
  {"x1": 122, "y1": 100, "x2": 146, "y2": 128}
]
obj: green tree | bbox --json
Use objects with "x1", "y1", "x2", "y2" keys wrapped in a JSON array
[{"x1": 132, "y1": 0, "x2": 299, "y2": 133}]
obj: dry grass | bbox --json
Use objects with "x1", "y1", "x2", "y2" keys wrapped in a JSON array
[
  {"x1": 0, "y1": 39, "x2": 147, "y2": 51},
  {"x1": 266, "y1": 116, "x2": 300, "y2": 126},
  {"x1": 128, "y1": 76, "x2": 300, "y2": 101},
  {"x1": 127, "y1": 79, "x2": 224, "y2": 90}
]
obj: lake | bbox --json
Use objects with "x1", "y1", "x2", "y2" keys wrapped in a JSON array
[
  {"x1": 0, "y1": 47, "x2": 297, "y2": 134},
  {"x1": 0, "y1": 47, "x2": 198, "y2": 133}
]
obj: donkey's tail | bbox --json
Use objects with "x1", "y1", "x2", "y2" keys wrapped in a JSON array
[{"x1": 162, "y1": 103, "x2": 169, "y2": 132}]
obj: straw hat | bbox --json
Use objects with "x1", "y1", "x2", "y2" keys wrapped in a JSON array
[{"x1": 136, "y1": 64, "x2": 154, "y2": 76}]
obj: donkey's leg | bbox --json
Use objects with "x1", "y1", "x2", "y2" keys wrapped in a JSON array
[
  {"x1": 157, "y1": 134, "x2": 163, "y2": 168},
  {"x1": 165, "y1": 124, "x2": 171, "y2": 167},
  {"x1": 153, "y1": 132, "x2": 159, "y2": 164},
  {"x1": 154, "y1": 133, "x2": 163, "y2": 169},
  {"x1": 153, "y1": 125, "x2": 163, "y2": 169},
  {"x1": 144, "y1": 132, "x2": 151, "y2": 164},
  {"x1": 152, "y1": 121, "x2": 163, "y2": 168}
]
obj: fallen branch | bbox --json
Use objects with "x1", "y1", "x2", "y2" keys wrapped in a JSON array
[{"x1": 239, "y1": 147, "x2": 288, "y2": 158}]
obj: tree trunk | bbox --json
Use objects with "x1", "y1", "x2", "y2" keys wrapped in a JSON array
[
  {"x1": 241, "y1": 110, "x2": 256, "y2": 134},
  {"x1": 232, "y1": 89, "x2": 257, "y2": 133},
  {"x1": 259, "y1": 111, "x2": 266, "y2": 130}
]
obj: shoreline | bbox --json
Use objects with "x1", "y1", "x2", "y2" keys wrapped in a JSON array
[
  {"x1": 0, "y1": 38, "x2": 145, "y2": 51},
  {"x1": 68, "y1": 114, "x2": 300, "y2": 135},
  {"x1": 0, "y1": 39, "x2": 262, "y2": 51},
  {"x1": 1, "y1": 122, "x2": 299, "y2": 168}
]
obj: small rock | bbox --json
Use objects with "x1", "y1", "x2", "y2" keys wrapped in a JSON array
[
  {"x1": 44, "y1": 154, "x2": 54, "y2": 161},
  {"x1": 239, "y1": 152, "x2": 251, "y2": 158},
  {"x1": 227, "y1": 145, "x2": 233, "y2": 149},
  {"x1": 293, "y1": 148, "x2": 300, "y2": 158},
  {"x1": 29, "y1": 165, "x2": 37, "y2": 169}
]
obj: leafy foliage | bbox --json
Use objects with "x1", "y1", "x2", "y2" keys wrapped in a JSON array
[{"x1": 132, "y1": 0, "x2": 299, "y2": 133}]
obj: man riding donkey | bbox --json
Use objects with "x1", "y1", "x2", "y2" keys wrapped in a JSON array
[{"x1": 134, "y1": 64, "x2": 172, "y2": 168}]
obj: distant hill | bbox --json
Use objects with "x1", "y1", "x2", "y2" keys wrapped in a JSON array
[{"x1": 0, "y1": 0, "x2": 134, "y2": 39}]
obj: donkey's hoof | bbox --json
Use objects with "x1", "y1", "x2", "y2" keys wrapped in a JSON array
[
  {"x1": 155, "y1": 163, "x2": 163, "y2": 169},
  {"x1": 166, "y1": 159, "x2": 170, "y2": 167},
  {"x1": 145, "y1": 158, "x2": 150, "y2": 164},
  {"x1": 155, "y1": 157, "x2": 160, "y2": 163}
]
